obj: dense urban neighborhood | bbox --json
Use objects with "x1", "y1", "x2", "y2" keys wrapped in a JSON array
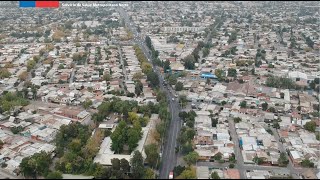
[{"x1": 0, "y1": 1, "x2": 319, "y2": 179}]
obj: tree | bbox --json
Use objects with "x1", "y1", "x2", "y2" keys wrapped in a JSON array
[
  {"x1": 120, "y1": 158, "x2": 130, "y2": 174},
  {"x1": 301, "y1": 159, "x2": 314, "y2": 168},
  {"x1": 20, "y1": 151, "x2": 52, "y2": 178},
  {"x1": 135, "y1": 80, "x2": 143, "y2": 96},
  {"x1": 278, "y1": 152, "x2": 289, "y2": 167},
  {"x1": 203, "y1": 48, "x2": 210, "y2": 57},
  {"x1": 133, "y1": 72, "x2": 143, "y2": 81},
  {"x1": 234, "y1": 117, "x2": 242, "y2": 123},
  {"x1": 179, "y1": 95, "x2": 188, "y2": 108},
  {"x1": 82, "y1": 99, "x2": 92, "y2": 109},
  {"x1": 304, "y1": 121, "x2": 316, "y2": 132},
  {"x1": 27, "y1": 60, "x2": 36, "y2": 72},
  {"x1": 103, "y1": 74, "x2": 112, "y2": 82},
  {"x1": 143, "y1": 168, "x2": 155, "y2": 179},
  {"x1": 179, "y1": 111, "x2": 188, "y2": 120},
  {"x1": 268, "y1": 64, "x2": 274, "y2": 68},
  {"x1": 72, "y1": 53, "x2": 82, "y2": 61},
  {"x1": 228, "y1": 31, "x2": 237, "y2": 43},
  {"x1": 144, "y1": 144, "x2": 159, "y2": 168},
  {"x1": 18, "y1": 71, "x2": 28, "y2": 81},
  {"x1": 262, "y1": 102, "x2": 268, "y2": 111},
  {"x1": 266, "y1": 76, "x2": 296, "y2": 89},
  {"x1": 168, "y1": 75, "x2": 177, "y2": 85},
  {"x1": 183, "y1": 151, "x2": 199, "y2": 166},
  {"x1": 58, "y1": 64, "x2": 64, "y2": 69},
  {"x1": 229, "y1": 163, "x2": 235, "y2": 168},
  {"x1": 111, "y1": 158, "x2": 121, "y2": 171},
  {"x1": 183, "y1": 55, "x2": 195, "y2": 70},
  {"x1": 227, "y1": 68, "x2": 237, "y2": 78},
  {"x1": 316, "y1": 132, "x2": 320, "y2": 141},
  {"x1": 173, "y1": 165, "x2": 186, "y2": 177},
  {"x1": 268, "y1": 107, "x2": 276, "y2": 113},
  {"x1": 145, "y1": 36, "x2": 152, "y2": 49},
  {"x1": 163, "y1": 60, "x2": 171, "y2": 72},
  {"x1": 214, "y1": 153, "x2": 222, "y2": 161},
  {"x1": 211, "y1": 171, "x2": 220, "y2": 179},
  {"x1": 146, "y1": 71, "x2": 159, "y2": 88},
  {"x1": 142, "y1": 62, "x2": 153, "y2": 75},
  {"x1": 111, "y1": 120, "x2": 127, "y2": 153},
  {"x1": 127, "y1": 128, "x2": 140, "y2": 152},
  {"x1": 130, "y1": 151, "x2": 145, "y2": 179},
  {"x1": 33, "y1": 55, "x2": 40, "y2": 62},
  {"x1": 128, "y1": 112, "x2": 139, "y2": 124},
  {"x1": 273, "y1": 121, "x2": 280, "y2": 129},
  {"x1": 181, "y1": 143, "x2": 193, "y2": 155},
  {"x1": 0, "y1": 140, "x2": 4, "y2": 148},
  {"x1": 211, "y1": 118, "x2": 218, "y2": 127},
  {"x1": 214, "y1": 69, "x2": 224, "y2": 81},
  {"x1": 240, "y1": 101, "x2": 247, "y2": 108},
  {"x1": 10, "y1": 126, "x2": 25, "y2": 134},
  {"x1": 177, "y1": 168, "x2": 196, "y2": 179},
  {"x1": 68, "y1": 138, "x2": 82, "y2": 152},
  {"x1": 46, "y1": 171, "x2": 62, "y2": 179},
  {"x1": 175, "y1": 82, "x2": 184, "y2": 91},
  {"x1": 253, "y1": 156, "x2": 264, "y2": 165}
]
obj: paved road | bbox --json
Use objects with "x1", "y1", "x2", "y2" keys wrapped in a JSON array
[
  {"x1": 17, "y1": 52, "x2": 47, "y2": 91},
  {"x1": 271, "y1": 128, "x2": 301, "y2": 179},
  {"x1": 117, "y1": 45, "x2": 128, "y2": 93},
  {"x1": 69, "y1": 68, "x2": 75, "y2": 84},
  {"x1": 228, "y1": 117, "x2": 247, "y2": 179},
  {"x1": 119, "y1": 8, "x2": 182, "y2": 179},
  {"x1": 118, "y1": 45, "x2": 128, "y2": 81},
  {"x1": 198, "y1": 161, "x2": 294, "y2": 171}
]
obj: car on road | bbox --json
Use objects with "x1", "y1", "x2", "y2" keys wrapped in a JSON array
[
  {"x1": 169, "y1": 171, "x2": 174, "y2": 179},
  {"x1": 172, "y1": 98, "x2": 175, "y2": 101}
]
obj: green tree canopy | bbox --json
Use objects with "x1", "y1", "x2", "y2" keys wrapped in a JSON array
[
  {"x1": 240, "y1": 101, "x2": 247, "y2": 108},
  {"x1": 227, "y1": 68, "x2": 237, "y2": 78},
  {"x1": 183, "y1": 151, "x2": 199, "y2": 166},
  {"x1": 262, "y1": 102, "x2": 268, "y2": 111},
  {"x1": 266, "y1": 76, "x2": 296, "y2": 89},
  {"x1": 20, "y1": 151, "x2": 52, "y2": 178},
  {"x1": 147, "y1": 71, "x2": 159, "y2": 88},
  {"x1": 183, "y1": 55, "x2": 196, "y2": 70},
  {"x1": 211, "y1": 171, "x2": 220, "y2": 179},
  {"x1": 0, "y1": 68, "x2": 11, "y2": 79},
  {"x1": 175, "y1": 82, "x2": 184, "y2": 91},
  {"x1": 144, "y1": 143, "x2": 160, "y2": 168},
  {"x1": 304, "y1": 121, "x2": 316, "y2": 132},
  {"x1": 278, "y1": 152, "x2": 289, "y2": 167},
  {"x1": 27, "y1": 60, "x2": 36, "y2": 72},
  {"x1": 130, "y1": 151, "x2": 145, "y2": 179},
  {"x1": 177, "y1": 168, "x2": 196, "y2": 179},
  {"x1": 301, "y1": 159, "x2": 314, "y2": 168},
  {"x1": 46, "y1": 171, "x2": 62, "y2": 179},
  {"x1": 168, "y1": 75, "x2": 177, "y2": 85},
  {"x1": 135, "y1": 80, "x2": 143, "y2": 96},
  {"x1": 143, "y1": 168, "x2": 155, "y2": 179},
  {"x1": 82, "y1": 99, "x2": 92, "y2": 109}
]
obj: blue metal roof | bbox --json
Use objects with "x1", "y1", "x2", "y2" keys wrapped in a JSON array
[{"x1": 200, "y1": 73, "x2": 217, "y2": 78}]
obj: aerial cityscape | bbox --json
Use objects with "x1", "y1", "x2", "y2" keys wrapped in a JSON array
[{"x1": 0, "y1": 1, "x2": 319, "y2": 179}]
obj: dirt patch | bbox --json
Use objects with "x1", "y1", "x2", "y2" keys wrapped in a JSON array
[{"x1": 145, "y1": 116, "x2": 161, "y2": 146}]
